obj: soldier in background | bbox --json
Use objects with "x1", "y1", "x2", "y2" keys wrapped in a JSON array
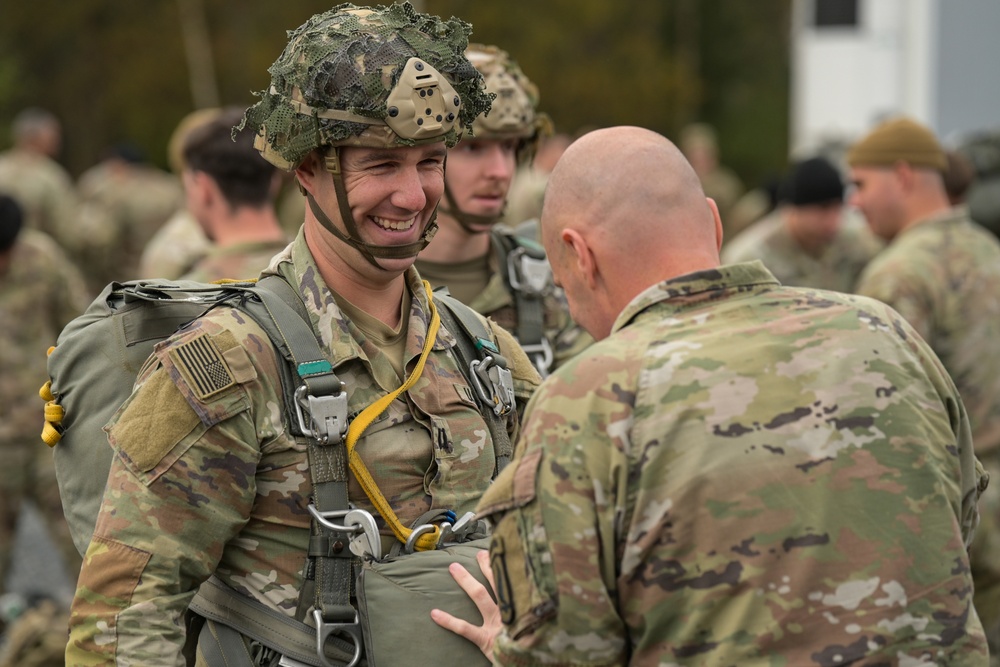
[
  {"x1": 721, "y1": 156, "x2": 882, "y2": 293},
  {"x1": 177, "y1": 107, "x2": 288, "y2": 283},
  {"x1": 415, "y1": 44, "x2": 591, "y2": 377},
  {"x1": 849, "y1": 116, "x2": 1000, "y2": 654},
  {"x1": 137, "y1": 108, "x2": 220, "y2": 280},
  {"x1": 434, "y1": 126, "x2": 989, "y2": 664},
  {"x1": 0, "y1": 194, "x2": 89, "y2": 618},
  {"x1": 0, "y1": 108, "x2": 78, "y2": 250},
  {"x1": 74, "y1": 143, "x2": 184, "y2": 292}
]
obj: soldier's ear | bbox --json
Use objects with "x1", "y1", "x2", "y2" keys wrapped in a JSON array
[
  {"x1": 706, "y1": 197, "x2": 723, "y2": 253},
  {"x1": 561, "y1": 228, "x2": 597, "y2": 289},
  {"x1": 293, "y1": 152, "x2": 324, "y2": 198}
]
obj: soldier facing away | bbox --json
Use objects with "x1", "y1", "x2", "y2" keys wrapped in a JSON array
[
  {"x1": 177, "y1": 106, "x2": 289, "y2": 283},
  {"x1": 415, "y1": 44, "x2": 591, "y2": 378},
  {"x1": 0, "y1": 108, "x2": 78, "y2": 251},
  {"x1": 0, "y1": 193, "x2": 89, "y2": 614},
  {"x1": 433, "y1": 126, "x2": 990, "y2": 665},
  {"x1": 66, "y1": 4, "x2": 540, "y2": 665},
  {"x1": 849, "y1": 115, "x2": 1000, "y2": 656}
]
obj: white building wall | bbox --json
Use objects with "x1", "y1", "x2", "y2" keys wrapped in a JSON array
[{"x1": 790, "y1": 0, "x2": 1000, "y2": 157}]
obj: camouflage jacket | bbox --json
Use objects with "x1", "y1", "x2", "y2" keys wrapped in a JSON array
[
  {"x1": 0, "y1": 229, "x2": 90, "y2": 446},
  {"x1": 418, "y1": 227, "x2": 592, "y2": 375},
  {"x1": 722, "y1": 209, "x2": 882, "y2": 293},
  {"x1": 478, "y1": 261, "x2": 988, "y2": 666},
  {"x1": 66, "y1": 232, "x2": 541, "y2": 666},
  {"x1": 856, "y1": 206, "x2": 1000, "y2": 457},
  {"x1": 137, "y1": 208, "x2": 212, "y2": 280},
  {"x1": 180, "y1": 238, "x2": 291, "y2": 283},
  {"x1": 0, "y1": 149, "x2": 78, "y2": 247},
  {"x1": 75, "y1": 162, "x2": 183, "y2": 291}
]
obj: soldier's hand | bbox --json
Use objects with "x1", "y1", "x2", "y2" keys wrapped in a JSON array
[{"x1": 430, "y1": 549, "x2": 500, "y2": 661}]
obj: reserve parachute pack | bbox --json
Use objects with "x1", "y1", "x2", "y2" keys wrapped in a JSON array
[{"x1": 40, "y1": 275, "x2": 513, "y2": 667}]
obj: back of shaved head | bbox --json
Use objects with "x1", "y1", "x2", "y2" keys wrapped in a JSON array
[{"x1": 542, "y1": 126, "x2": 721, "y2": 281}]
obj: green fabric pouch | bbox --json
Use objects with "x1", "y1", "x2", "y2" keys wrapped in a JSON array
[{"x1": 355, "y1": 538, "x2": 493, "y2": 667}]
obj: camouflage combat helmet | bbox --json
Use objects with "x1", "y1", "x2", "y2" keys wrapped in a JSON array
[
  {"x1": 443, "y1": 44, "x2": 551, "y2": 232},
  {"x1": 465, "y1": 44, "x2": 549, "y2": 161},
  {"x1": 239, "y1": 2, "x2": 492, "y2": 267}
]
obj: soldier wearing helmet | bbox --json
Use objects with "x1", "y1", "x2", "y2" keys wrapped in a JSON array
[
  {"x1": 66, "y1": 5, "x2": 541, "y2": 665},
  {"x1": 415, "y1": 44, "x2": 591, "y2": 377}
]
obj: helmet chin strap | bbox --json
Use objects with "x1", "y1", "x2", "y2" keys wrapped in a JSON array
[
  {"x1": 439, "y1": 182, "x2": 503, "y2": 235},
  {"x1": 308, "y1": 148, "x2": 438, "y2": 269}
]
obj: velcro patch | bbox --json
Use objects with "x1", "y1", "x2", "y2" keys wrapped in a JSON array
[
  {"x1": 169, "y1": 333, "x2": 236, "y2": 400},
  {"x1": 454, "y1": 383, "x2": 477, "y2": 407}
]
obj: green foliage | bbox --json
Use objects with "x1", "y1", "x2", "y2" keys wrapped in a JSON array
[{"x1": 0, "y1": 0, "x2": 790, "y2": 185}]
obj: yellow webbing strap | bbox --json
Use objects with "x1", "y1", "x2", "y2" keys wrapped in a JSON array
[
  {"x1": 40, "y1": 348, "x2": 64, "y2": 447},
  {"x1": 344, "y1": 281, "x2": 442, "y2": 551}
]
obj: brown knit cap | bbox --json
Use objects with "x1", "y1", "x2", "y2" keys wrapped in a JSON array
[{"x1": 846, "y1": 117, "x2": 947, "y2": 172}]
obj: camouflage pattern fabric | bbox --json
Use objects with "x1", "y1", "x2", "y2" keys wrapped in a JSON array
[
  {"x1": 478, "y1": 261, "x2": 988, "y2": 665},
  {"x1": 179, "y1": 238, "x2": 290, "y2": 283},
  {"x1": 137, "y1": 208, "x2": 212, "y2": 280},
  {"x1": 417, "y1": 228, "x2": 593, "y2": 373},
  {"x1": 74, "y1": 161, "x2": 184, "y2": 292},
  {"x1": 0, "y1": 229, "x2": 89, "y2": 598},
  {"x1": 855, "y1": 205, "x2": 1000, "y2": 651},
  {"x1": 722, "y1": 209, "x2": 882, "y2": 293},
  {"x1": 0, "y1": 149, "x2": 78, "y2": 250},
  {"x1": 66, "y1": 231, "x2": 541, "y2": 665}
]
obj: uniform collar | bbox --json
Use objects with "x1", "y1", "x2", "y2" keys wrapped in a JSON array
[{"x1": 611, "y1": 261, "x2": 780, "y2": 334}]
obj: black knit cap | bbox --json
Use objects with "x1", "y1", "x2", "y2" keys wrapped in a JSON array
[
  {"x1": 0, "y1": 194, "x2": 24, "y2": 252},
  {"x1": 779, "y1": 157, "x2": 844, "y2": 206}
]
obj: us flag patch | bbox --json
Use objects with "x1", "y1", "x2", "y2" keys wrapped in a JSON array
[{"x1": 170, "y1": 334, "x2": 235, "y2": 400}]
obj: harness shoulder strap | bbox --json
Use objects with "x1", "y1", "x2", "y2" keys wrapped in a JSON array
[
  {"x1": 433, "y1": 289, "x2": 513, "y2": 476},
  {"x1": 193, "y1": 275, "x2": 360, "y2": 666},
  {"x1": 490, "y1": 228, "x2": 553, "y2": 376}
]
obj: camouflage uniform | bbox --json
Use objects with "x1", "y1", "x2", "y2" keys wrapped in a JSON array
[
  {"x1": 722, "y1": 209, "x2": 882, "y2": 293},
  {"x1": 479, "y1": 261, "x2": 989, "y2": 665},
  {"x1": 856, "y1": 205, "x2": 1000, "y2": 649},
  {"x1": 137, "y1": 208, "x2": 212, "y2": 280},
  {"x1": 66, "y1": 232, "x2": 540, "y2": 665},
  {"x1": 179, "y1": 239, "x2": 290, "y2": 283},
  {"x1": 75, "y1": 160, "x2": 184, "y2": 292},
  {"x1": 417, "y1": 231, "x2": 593, "y2": 375},
  {"x1": 0, "y1": 149, "x2": 78, "y2": 249},
  {"x1": 0, "y1": 229, "x2": 90, "y2": 595}
]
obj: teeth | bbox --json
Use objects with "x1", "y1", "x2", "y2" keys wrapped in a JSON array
[{"x1": 373, "y1": 216, "x2": 416, "y2": 231}]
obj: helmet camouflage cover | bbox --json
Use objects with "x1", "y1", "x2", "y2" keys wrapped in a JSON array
[
  {"x1": 466, "y1": 43, "x2": 551, "y2": 163},
  {"x1": 241, "y1": 2, "x2": 492, "y2": 170}
]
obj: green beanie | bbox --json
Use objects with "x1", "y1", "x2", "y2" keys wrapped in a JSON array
[{"x1": 846, "y1": 117, "x2": 947, "y2": 172}]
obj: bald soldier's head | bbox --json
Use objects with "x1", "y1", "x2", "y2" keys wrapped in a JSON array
[{"x1": 540, "y1": 126, "x2": 723, "y2": 340}]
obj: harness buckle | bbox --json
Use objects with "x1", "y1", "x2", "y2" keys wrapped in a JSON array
[
  {"x1": 307, "y1": 506, "x2": 382, "y2": 561},
  {"x1": 518, "y1": 338, "x2": 554, "y2": 378},
  {"x1": 470, "y1": 357, "x2": 515, "y2": 417},
  {"x1": 294, "y1": 385, "x2": 348, "y2": 445},
  {"x1": 311, "y1": 608, "x2": 363, "y2": 667},
  {"x1": 507, "y1": 247, "x2": 552, "y2": 296}
]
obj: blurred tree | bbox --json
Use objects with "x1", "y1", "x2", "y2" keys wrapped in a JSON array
[{"x1": 0, "y1": 0, "x2": 790, "y2": 186}]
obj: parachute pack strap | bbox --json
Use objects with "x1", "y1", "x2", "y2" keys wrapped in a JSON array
[
  {"x1": 433, "y1": 291, "x2": 513, "y2": 475},
  {"x1": 492, "y1": 230, "x2": 553, "y2": 377},
  {"x1": 190, "y1": 575, "x2": 357, "y2": 667},
  {"x1": 343, "y1": 280, "x2": 443, "y2": 552},
  {"x1": 244, "y1": 276, "x2": 357, "y2": 652}
]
